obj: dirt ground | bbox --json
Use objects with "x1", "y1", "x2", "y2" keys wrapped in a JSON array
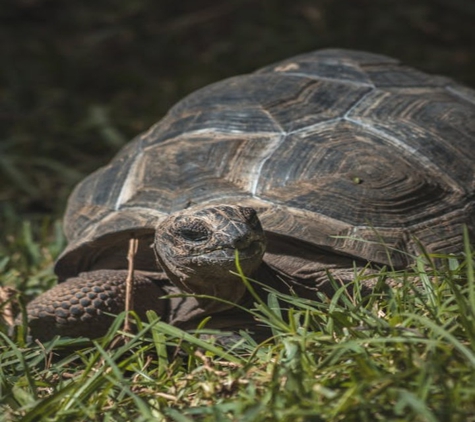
[{"x1": 1, "y1": 0, "x2": 474, "y2": 219}]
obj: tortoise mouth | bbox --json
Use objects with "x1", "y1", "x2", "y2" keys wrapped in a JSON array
[
  {"x1": 186, "y1": 240, "x2": 265, "y2": 264},
  {"x1": 171, "y1": 241, "x2": 265, "y2": 269}
]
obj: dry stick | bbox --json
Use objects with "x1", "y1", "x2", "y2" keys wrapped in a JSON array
[
  {"x1": 0, "y1": 286, "x2": 17, "y2": 328},
  {"x1": 124, "y1": 236, "x2": 139, "y2": 334}
]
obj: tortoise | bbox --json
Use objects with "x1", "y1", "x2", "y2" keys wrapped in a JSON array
[{"x1": 26, "y1": 49, "x2": 475, "y2": 342}]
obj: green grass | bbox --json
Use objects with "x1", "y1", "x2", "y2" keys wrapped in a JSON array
[
  {"x1": 2, "y1": 3, "x2": 475, "y2": 420},
  {"x1": 1, "y1": 216, "x2": 475, "y2": 421}
]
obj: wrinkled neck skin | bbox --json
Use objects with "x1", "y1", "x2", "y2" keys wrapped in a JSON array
[
  {"x1": 153, "y1": 205, "x2": 268, "y2": 314},
  {"x1": 155, "y1": 251, "x2": 258, "y2": 314}
]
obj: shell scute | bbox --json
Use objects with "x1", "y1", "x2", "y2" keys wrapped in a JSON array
[{"x1": 58, "y1": 49, "x2": 475, "y2": 277}]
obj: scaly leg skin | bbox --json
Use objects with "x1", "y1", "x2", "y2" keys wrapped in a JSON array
[{"x1": 26, "y1": 269, "x2": 168, "y2": 342}]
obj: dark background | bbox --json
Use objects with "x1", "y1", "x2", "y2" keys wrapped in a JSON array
[{"x1": 1, "y1": 0, "x2": 474, "y2": 221}]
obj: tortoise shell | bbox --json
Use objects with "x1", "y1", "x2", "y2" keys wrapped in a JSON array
[{"x1": 56, "y1": 49, "x2": 475, "y2": 280}]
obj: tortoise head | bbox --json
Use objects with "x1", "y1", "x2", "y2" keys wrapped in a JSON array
[{"x1": 153, "y1": 205, "x2": 267, "y2": 307}]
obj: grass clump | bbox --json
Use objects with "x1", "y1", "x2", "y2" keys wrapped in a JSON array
[{"x1": 1, "y1": 220, "x2": 475, "y2": 421}]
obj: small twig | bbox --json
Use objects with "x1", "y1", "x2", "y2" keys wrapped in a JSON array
[
  {"x1": 124, "y1": 236, "x2": 139, "y2": 334},
  {"x1": 0, "y1": 286, "x2": 18, "y2": 328}
]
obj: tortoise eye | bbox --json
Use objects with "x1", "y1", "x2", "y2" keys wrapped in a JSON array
[{"x1": 177, "y1": 221, "x2": 209, "y2": 242}]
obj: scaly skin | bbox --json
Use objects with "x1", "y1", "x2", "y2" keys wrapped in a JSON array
[
  {"x1": 24, "y1": 205, "x2": 383, "y2": 342},
  {"x1": 25, "y1": 205, "x2": 267, "y2": 342},
  {"x1": 26, "y1": 270, "x2": 168, "y2": 342}
]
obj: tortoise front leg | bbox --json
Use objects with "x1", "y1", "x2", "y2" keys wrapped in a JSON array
[{"x1": 25, "y1": 270, "x2": 168, "y2": 342}]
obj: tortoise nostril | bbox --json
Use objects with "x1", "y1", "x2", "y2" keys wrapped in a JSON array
[{"x1": 233, "y1": 234, "x2": 251, "y2": 250}]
